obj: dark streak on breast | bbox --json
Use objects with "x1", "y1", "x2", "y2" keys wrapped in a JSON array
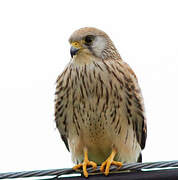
[
  {"x1": 74, "y1": 111, "x2": 80, "y2": 130},
  {"x1": 63, "y1": 115, "x2": 67, "y2": 133},
  {"x1": 96, "y1": 95, "x2": 100, "y2": 106},
  {"x1": 125, "y1": 129, "x2": 129, "y2": 144},
  {"x1": 72, "y1": 89, "x2": 76, "y2": 105},
  {"x1": 84, "y1": 65, "x2": 87, "y2": 77},
  {"x1": 66, "y1": 88, "x2": 70, "y2": 99},
  {"x1": 114, "y1": 116, "x2": 120, "y2": 129},
  {"x1": 103, "y1": 61, "x2": 112, "y2": 73},
  {"x1": 105, "y1": 88, "x2": 109, "y2": 105},
  {"x1": 76, "y1": 67, "x2": 79, "y2": 80},
  {"x1": 98, "y1": 74, "x2": 104, "y2": 97},
  {"x1": 111, "y1": 109, "x2": 116, "y2": 124},
  {"x1": 112, "y1": 71, "x2": 123, "y2": 87},
  {"x1": 127, "y1": 97, "x2": 132, "y2": 106},
  {"x1": 80, "y1": 84, "x2": 84, "y2": 98},
  {"x1": 125, "y1": 83, "x2": 131, "y2": 92},
  {"x1": 93, "y1": 69, "x2": 96, "y2": 79},
  {"x1": 89, "y1": 74, "x2": 92, "y2": 84},
  {"x1": 126, "y1": 91, "x2": 132, "y2": 99},
  {"x1": 109, "y1": 80, "x2": 113, "y2": 91},
  {"x1": 56, "y1": 79, "x2": 63, "y2": 89},
  {"x1": 127, "y1": 115, "x2": 131, "y2": 125},
  {"x1": 56, "y1": 104, "x2": 63, "y2": 115},
  {"x1": 55, "y1": 86, "x2": 63, "y2": 95},
  {"x1": 118, "y1": 126, "x2": 122, "y2": 135},
  {"x1": 126, "y1": 104, "x2": 132, "y2": 118},
  {"x1": 101, "y1": 103, "x2": 106, "y2": 113},
  {"x1": 93, "y1": 62, "x2": 104, "y2": 71}
]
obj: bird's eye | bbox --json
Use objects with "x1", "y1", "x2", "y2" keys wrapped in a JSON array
[{"x1": 84, "y1": 35, "x2": 94, "y2": 44}]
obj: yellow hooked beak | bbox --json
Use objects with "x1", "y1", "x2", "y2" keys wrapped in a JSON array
[{"x1": 70, "y1": 41, "x2": 83, "y2": 58}]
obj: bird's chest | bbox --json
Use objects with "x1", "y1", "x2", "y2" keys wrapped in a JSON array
[{"x1": 66, "y1": 64, "x2": 124, "y2": 139}]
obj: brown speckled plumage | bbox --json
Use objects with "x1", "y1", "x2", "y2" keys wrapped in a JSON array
[{"x1": 55, "y1": 27, "x2": 147, "y2": 167}]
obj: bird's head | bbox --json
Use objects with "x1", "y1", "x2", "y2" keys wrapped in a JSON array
[{"x1": 69, "y1": 27, "x2": 119, "y2": 62}]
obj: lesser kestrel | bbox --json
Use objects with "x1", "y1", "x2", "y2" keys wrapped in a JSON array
[{"x1": 55, "y1": 27, "x2": 147, "y2": 177}]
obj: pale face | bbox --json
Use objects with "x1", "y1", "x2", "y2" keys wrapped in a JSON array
[{"x1": 69, "y1": 34, "x2": 107, "y2": 59}]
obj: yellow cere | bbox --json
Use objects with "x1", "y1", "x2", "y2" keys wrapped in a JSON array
[{"x1": 71, "y1": 41, "x2": 83, "y2": 49}]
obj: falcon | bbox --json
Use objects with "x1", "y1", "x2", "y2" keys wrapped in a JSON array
[{"x1": 55, "y1": 27, "x2": 147, "y2": 177}]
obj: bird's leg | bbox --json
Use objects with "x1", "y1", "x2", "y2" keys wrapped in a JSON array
[
  {"x1": 100, "y1": 147, "x2": 122, "y2": 176},
  {"x1": 73, "y1": 147, "x2": 97, "y2": 177}
]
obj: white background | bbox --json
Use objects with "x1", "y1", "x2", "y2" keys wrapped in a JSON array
[{"x1": 0, "y1": 0, "x2": 178, "y2": 174}]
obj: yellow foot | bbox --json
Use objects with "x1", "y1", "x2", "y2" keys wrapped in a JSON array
[
  {"x1": 73, "y1": 160, "x2": 97, "y2": 177},
  {"x1": 100, "y1": 148, "x2": 122, "y2": 176},
  {"x1": 73, "y1": 148, "x2": 97, "y2": 177}
]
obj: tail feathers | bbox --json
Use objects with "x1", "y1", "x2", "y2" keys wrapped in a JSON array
[{"x1": 137, "y1": 153, "x2": 142, "y2": 162}]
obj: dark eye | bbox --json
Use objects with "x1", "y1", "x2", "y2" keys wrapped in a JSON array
[{"x1": 84, "y1": 35, "x2": 94, "y2": 44}]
